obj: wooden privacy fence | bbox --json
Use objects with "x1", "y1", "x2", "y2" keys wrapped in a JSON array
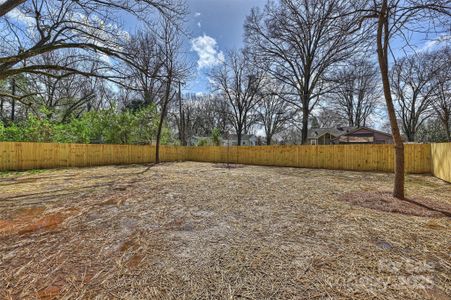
[
  {"x1": 431, "y1": 143, "x2": 451, "y2": 183},
  {"x1": 184, "y1": 144, "x2": 432, "y2": 174},
  {"x1": 0, "y1": 142, "x2": 450, "y2": 182}
]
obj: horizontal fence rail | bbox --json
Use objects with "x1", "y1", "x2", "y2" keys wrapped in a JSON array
[{"x1": 0, "y1": 142, "x2": 449, "y2": 182}]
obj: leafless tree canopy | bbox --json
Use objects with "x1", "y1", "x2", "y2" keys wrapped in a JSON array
[
  {"x1": 168, "y1": 94, "x2": 231, "y2": 145},
  {"x1": 209, "y1": 50, "x2": 264, "y2": 146},
  {"x1": 245, "y1": 0, "x2": 370, "y2": 143},
  {"x1": 430, "y1": 47, "x2": 451, "y2": 141},
  {"x1": 123, "y1": 31, "x2": 166, "y2": 107},
  {"x1": 0, "y1": 0, "x2": 185, "y2": 85},
  {"x1": 256, "y1": 81, "x2": 296, "y2": 145},
  {"x1": 391, "y1": 49, "x2": 447, "y2": 141},
  {"x1": 328, "y1": 59, "x2": 380, "y2": 127}
]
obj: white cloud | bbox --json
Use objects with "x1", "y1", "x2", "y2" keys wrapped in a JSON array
[
  {"x1": 422, "y1": 34, "x2": 451, "y2": 51},
  {"x1": 197, "y1": 21, "x2": 201, "y2": 28},
  {"x1": 6, "y1": 8, "x2": 34, "y2": 26},
  {"x1": 191, "y1": 35, "x2": 225, "y2": 69},
  {"x1": 194, "y1": 12, "x2": 201, "y2": 17}
]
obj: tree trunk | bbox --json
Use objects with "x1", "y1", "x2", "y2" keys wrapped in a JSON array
[
  {"x1": 443, "y1": 115, "x2": 450, "y2": 142},
  {"x1": 376, "y1": 0, "x2": 405, "y2": 199},
  {"x1": 405, "y1": 130, "x2": 414, "y2": 142},
  {"x1": 10, "y1": 78, "x2": 15, "y2": 122},
  {"x1": 155, "y1": 111, "x2": 164, "y2": 164},
  {"x1": 266, "y1": 133, "x2": 272, "y2": 145},
  {"x1": 177, "y1": 82, "x2": 187, "y2": 146},
  {"x1": 301, "y1": 107, "x2": 309, "y2": 144},
  {"x1": 237, "y1": 128, "x2": 242, "y2": 146},
  {"x1": 144, "y1": 90, "x2": 152, "y2": 106},
  {"x1": 155, "y1": 81, "x2": 171, "y2": 164}
]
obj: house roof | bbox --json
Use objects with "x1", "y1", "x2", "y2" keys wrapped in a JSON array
[
  {"x1": 308, "y1": 126, "x2": 392, "y2": 140},
  {"x1": 307, "y1": 127, "x2": 357, "y2": 139},
  {"x1": 338, "y1": 126, "x2": 392, "y2": 138}
]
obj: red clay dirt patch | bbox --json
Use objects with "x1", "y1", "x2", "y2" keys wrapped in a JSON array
[
  {"x1": 339, "y1": 191, "x2": 451, "y2": 217},
  {"x1": 0, "y1": 207, "x2": 77, "y2": 237},
  {"x1": 18, "y1": 212, "x2": 68, "y2": 235}
]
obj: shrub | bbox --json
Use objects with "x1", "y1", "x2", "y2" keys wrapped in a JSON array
[
  {"x1": 0, "y1": 105, "x2": 170, "y2": 145},
  {"x1": 211, "y1": 128, "x2": 221, "y2": 146}
]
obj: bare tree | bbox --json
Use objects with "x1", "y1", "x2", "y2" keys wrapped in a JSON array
[
  {"x1": 431, "y1": 47, "x2": 451, "y2": 141},
  {"x1": 352, "y1": 0, "x2": 451, "y2": 199},
  {"x1": 20, "y1": 51, "x2": 111, "y2": 122},
  {"x1": 169, "y1": 93, "x2": 232, "y2": 144},
  {"x1": 123, "y1": 31, "x2": 166, "y2": 107},
  {"x1": 391, "y1": 51, "x2": 444, "y2": 141},
  {"x1": 245, "y1": 0, "x2": 367, "y2": 144},
  {"x1": 416, "y1": 118, "x2": 450, "y2": 142},
  {"x1": 168, "y1": 94, "x2": 223, "y2": 145},
  {"x1": 174, "y1": 83, "x2": 188, "y2": 146},
  {"x1": 313, "y1": 107, "x2": 346, "y2": 128},
  {"x1": 329, "y1": 59, "x2": 380, "y2": 127},
  {"x1": 170, "y1": 92, "x2": 191, "y2": 146},
  {"x1": 209, "y1": 50, "x2": 264, "y2": 146},
  {"x1": 154, "y1": 19, "x2": 187, "y2": 163},
  {"x1": 0, "y1": 73, "x2": 39, "y2": 123},
  {"x1": 0, "y1": 0, "x2": 185, "y2": 85},
  {"x1": 257, "y1": 81, "x2": 295, "y2": 145}
]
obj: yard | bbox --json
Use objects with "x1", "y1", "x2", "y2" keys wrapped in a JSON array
[{"x1": 0, "y1": 162, "x2": 450, "y2": 299}]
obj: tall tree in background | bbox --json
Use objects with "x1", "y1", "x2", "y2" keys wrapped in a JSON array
[
  {"x1": 26, "y1": 52, "x2": 110, "y2": 122},
  {"x1": 170, "y1": 90, "x2": 193, "y2": 146},
  {"x1": 245, "y1": 0, "x2": 366, "y2": 143},
  {"x1": 329, "y1": 59, "x2": 380, "y2": 127},
  {"x1": 431, "y1": 47, "x2": 451, "y2": 141},
  {"x1": 209, "y1": 50, "x2": 264, "y2": 146},
  {"x1": 154, "y1": 19, "x2": 187, "y2": 163},
  {"x1": 124, "y1": 31, "x2": 165, "y2": 107},
  {"x1": 391, "y1": 51, "x2": 443, "y2": 142},
  {"x1": 257, "y1": 82, "x2": 295, "y2": 145},
  {"x1": 313, "y1": 107, "x2": 345, "y2": 128}
]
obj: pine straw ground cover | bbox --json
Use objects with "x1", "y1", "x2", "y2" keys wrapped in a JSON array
[{"x1": 0, "y1": 162, "x2": 450, "y2": 300}]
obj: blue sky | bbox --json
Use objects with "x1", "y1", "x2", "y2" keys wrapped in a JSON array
[
  {"x1": 3, "y1": 0, "x2": 265, "y2": 94},
  {"x1": 5, "y1": 0, "x2": 448, "y2": 96},
  {"x1": 181, "y1": 0, "x2": 449, "y2": 94},
  {"x1": 184, "y1": 0, "x2": 266, "y2": 94}
]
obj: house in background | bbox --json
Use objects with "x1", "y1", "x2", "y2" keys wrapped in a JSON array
[
  {"x1": 334, "y1": 127, "x2": 393, "y2": 144},
  {"x1": 307, "y1": 127, "x2": 354, "y2": 145},
  {"x1": 190, "y1": 134, "x2": 258, "y2": 146},
  {"x1": 307, "y1": 127, "x2": 393, "y2": 145},
  {"x1": 222, "y1": 134, "x2": 258, "y2": 146}
]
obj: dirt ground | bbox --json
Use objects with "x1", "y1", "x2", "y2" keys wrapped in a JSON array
[{"x1": 0, "y1": 162, "x2": 450, "y2": 299}]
